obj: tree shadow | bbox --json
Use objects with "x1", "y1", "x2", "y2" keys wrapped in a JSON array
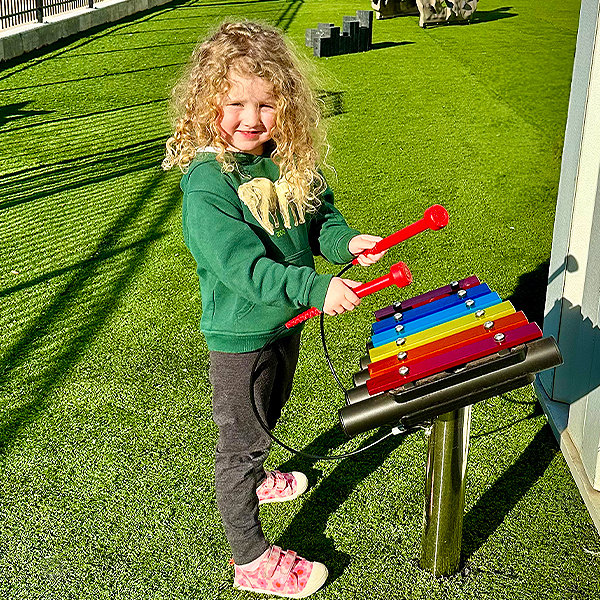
[
  {"x1": 0, "y1": 102, "x2": 54, "y2": 129},
  {"x1": 461, "y1": 424, "x2": 558, "y2": 562}
]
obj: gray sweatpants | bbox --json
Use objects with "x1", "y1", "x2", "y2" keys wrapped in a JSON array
[{"x1": 208, "y1": 333, "x2": 301, "y2": 565}]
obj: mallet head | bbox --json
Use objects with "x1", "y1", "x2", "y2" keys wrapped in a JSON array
[
  {"x1": 424, "y1": 204, "x2": 449, "y2": 231},
  {"x1": 390, "y1": 261, "x2": 413, "y2": 288}
]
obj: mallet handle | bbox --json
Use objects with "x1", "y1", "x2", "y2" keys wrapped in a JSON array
[
  {"x1": 285, "y1": 262, "x2": 412, "y2": 329},
  {"x1": 351, "y1": 204, "x2": 449, "y2": 265}
]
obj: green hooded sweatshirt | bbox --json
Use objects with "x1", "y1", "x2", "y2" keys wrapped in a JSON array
[{"x1": 181, "y1": 151, "x2": 359, "y2": 352}]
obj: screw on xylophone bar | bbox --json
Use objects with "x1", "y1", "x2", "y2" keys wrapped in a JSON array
[
  {"x1": 395, "y1": 324, "x2": 404, "y2": 333},
  {"x1": 484, "y1": 320, "x2": 495, "y2": 330},
  {"x1": 398, "y1": 351, "x2": 408, "y2": 360},
  {"x1": 396, "y1": 337, "x2": 406, "y2": 346},
  {"x1": 465, "y1": 299, "x2": 475, "y2": 308},
  {"x1": 394, "y1": 313, "x2": 403, "y2": 321},
  {"x1": 475, "y1": 309, "x2": 486, "y2": 318}
]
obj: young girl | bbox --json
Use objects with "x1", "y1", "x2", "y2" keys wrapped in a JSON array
[{"x1": 163, "y1": 21, "x2": 385, "y2": 598}]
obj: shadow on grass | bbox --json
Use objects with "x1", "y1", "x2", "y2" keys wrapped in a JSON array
[
  {"x1": 0, "y1": 0, "x2": 304, "y2": 80},
  {"x1": 2, "y1": 99, "x2": 166, "y2": 134},
  {"x1": 0, "y1": 234, "x2": 165, "y2": 300},
  {"x1": 271, "y1": 426, "x2": 407, "y2": 582},
  {"x1": 317, "y1": 90, "x2": 345, "y2": 118},
  {"x1": 472, "y1": 7, "x2": 517, "y2": 24},
  {"x1": 471, "y1": 400, "x2": 543, "y2": 440},
  {"x1": 507, "y1": 253, "x2": 581, "y2": 329},
  {"x1": 1, "y1": 137, "x2": 166, "y2": 210},
  {"x1": 0, "y1": 160, "x2": 181, "y2": 455},
  {"x1": 371, "y1": 41, "x2": 415, "y2": 50},
  {"x1": 275, "y1": 0, "x2": 304, "y2": 31},
  {"x1": 461, "y1": 423, "x2": 558, "y2": 562},
  {"x1": 1, "y1": 63, "x2": 182, "y2": 92},
  {"x1": 0, "y1": 0, "x2": 186, "y2": 80},
  {"x1": 0, "y1": 102, "x2": 54, "y2": 128},
  {"x1": 45, "y1": 41, "x2": 194, "y2": 59}
]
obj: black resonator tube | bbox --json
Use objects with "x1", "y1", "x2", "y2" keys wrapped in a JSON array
[{"x1": 339, "y1": 336, "x2": 562, "y2": 437}]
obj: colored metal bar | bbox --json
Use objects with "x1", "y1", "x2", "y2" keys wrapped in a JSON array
[
  {"x1": 365, "y1": 322, "x2": 542, "y2": 396},
  {"x1": 367, "y1": 301, "x2": 516, "y2": 364},
  {"x1": 371, "y1": 292, "x2": 503, "y2": 348},
  {"x1": 371, "y1": 283, "x2": 492, "y2": 335},
  {"x1": 420, "y1": 406, "x2": 471, "y2": 577},
  {"x1": 352, "y1": 311, "x2": 530, "y2": 386},
  {"x1": 374, "y1": 276, "x2": 480, "y2": 321}
]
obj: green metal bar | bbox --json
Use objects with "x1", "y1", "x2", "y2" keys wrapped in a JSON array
[{"x1": 420, "y1": 405, "x2": 471, "y2": 576}]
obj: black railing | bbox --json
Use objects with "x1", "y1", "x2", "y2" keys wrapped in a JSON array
[{"x1": 1, "y1": 0, "x2": 94, "y2": 30}]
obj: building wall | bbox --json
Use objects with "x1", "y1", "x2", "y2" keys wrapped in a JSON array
[{"x1": 536, "y1": 0, "x2": 600, "y2": 532}]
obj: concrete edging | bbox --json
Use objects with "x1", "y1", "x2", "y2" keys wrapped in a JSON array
[{"x1": 0, "y1": 0, "x2": 174, "y2": 62}]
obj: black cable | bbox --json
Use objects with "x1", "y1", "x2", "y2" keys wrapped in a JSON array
[
  {"x1": 249, "y1": 262, "x2": 402, "y2": 461},
  {"x1": 319, "y1": 262, "x2": 353, "y2": 395}
]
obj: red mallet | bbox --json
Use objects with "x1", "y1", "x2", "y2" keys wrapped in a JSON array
[
  {"x1": 285, "y1": 262, "x2": 413, "y2": 329},
  {"x1": 352, "y1": 204, "x2": 449, "y2": 265}
]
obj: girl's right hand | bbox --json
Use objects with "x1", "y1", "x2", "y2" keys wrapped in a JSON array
[{"x1": 323, "y1": 277, "x2": 362, "y2": 316}]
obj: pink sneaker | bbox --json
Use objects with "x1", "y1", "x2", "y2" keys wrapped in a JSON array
[
  {"x1": 233, "y1": 546, "x2": 328, "y2": 598},
  {"x1": 257, "y1": 471, "x2": 308, "y2": 505}
]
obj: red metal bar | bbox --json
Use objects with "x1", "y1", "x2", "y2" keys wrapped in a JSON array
[{"x1": 365, "y1": 322, "x2": 543, "y2": 396}]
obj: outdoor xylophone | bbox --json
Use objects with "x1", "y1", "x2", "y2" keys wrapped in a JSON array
[
  {"x1": 336, "y1": 277, "x2": 563, "y2": 576},
  {"x1": 339, "y1": 276, "x2": 562, "y2": 435}
]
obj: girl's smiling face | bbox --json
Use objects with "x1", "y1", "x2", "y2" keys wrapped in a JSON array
[{"x1": 218, "y1": 72, "x2": 277, "y2": 155}]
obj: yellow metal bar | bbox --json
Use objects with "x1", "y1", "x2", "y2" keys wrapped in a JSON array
[{"x1": 368, "y1": 301, "x2": 516, "y2": 363}]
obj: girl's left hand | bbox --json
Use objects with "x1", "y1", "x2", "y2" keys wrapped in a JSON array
[{"x1": 349, "y1": 234, "x2": 387, "y2": 266}]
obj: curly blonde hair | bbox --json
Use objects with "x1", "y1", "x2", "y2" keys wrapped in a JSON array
[{"x1": 163, "y1": 20, "x2": 327, "y2": 211}]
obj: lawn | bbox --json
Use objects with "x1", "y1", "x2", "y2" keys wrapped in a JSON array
[{"x1": 1, "y1": 0, "x2": 599, "y2": 598}]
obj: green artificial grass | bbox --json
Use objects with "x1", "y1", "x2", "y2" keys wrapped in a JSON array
[{"x1": 1, "y1": 1, "x2": 599, "y2": 598}]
